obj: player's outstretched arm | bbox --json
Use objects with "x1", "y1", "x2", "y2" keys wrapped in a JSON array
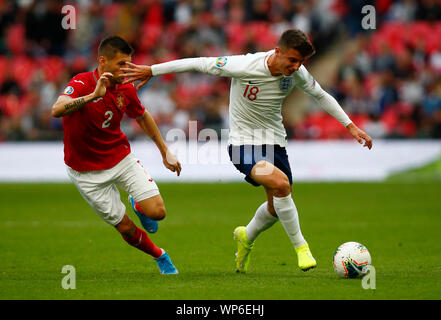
[
  {"x1": 121, "y1": 56, "x2": 250, "y2": 90},
  {"x1": 136, "y1": 111, "x2": 182, "y2": 176},
  {"x1": 51, "y1": 72, "x2": 113, "y2": 118},
  {"x1": 346, "y1": 123, "x2": 373, "y2": 149}
]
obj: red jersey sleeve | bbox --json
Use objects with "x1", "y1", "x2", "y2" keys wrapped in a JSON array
[
  {"x1": 60, "y1": 74, "x2": 90, "y2": 99},
  {"x1": 125, "y1": 84, "x2": 146, "y2": 119}
]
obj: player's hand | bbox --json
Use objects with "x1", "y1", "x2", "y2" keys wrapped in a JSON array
[
  {"x1": 93, "y1": 72, "x2": 112, "y2": 98},
  {"x1": 346, "y1": 123, "x2": 373, "y2": 150},
  {"x1": 120, "y1": 62, "x2": 153, "y2": 90},
  {"x1": 163, "y1": 150, "x2": 182, "y2": 176}
]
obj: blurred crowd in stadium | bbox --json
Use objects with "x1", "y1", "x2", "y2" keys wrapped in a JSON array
[{"x1": 0, "y1": 0, "x2": 440, "y2": 141}]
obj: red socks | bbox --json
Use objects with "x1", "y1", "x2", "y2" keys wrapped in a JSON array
[
  {"x1": 134, "y1": 201, "x2": 144, "y2": 214},
  {"x1": 122, "y1": 226, "x2": 163, "y2": 259}
]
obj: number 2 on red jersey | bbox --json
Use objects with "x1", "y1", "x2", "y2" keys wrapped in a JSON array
[{"x1": 102, "y1": 110, "x2": 113, "y2": 128}]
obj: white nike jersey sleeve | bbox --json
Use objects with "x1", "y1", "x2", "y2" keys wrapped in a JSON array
[{"x1": 151, "y1": 54, "x2": 268, "y2": 78}]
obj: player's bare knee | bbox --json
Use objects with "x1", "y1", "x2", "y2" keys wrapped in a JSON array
[
  {"x1": 150, "y1": 204, "x2": 166, "y2": 220},
  {"x1": 138, "y1": 196, "x2": 166, "y2": 220},
  {"x1": 273, "y1": 176, "x2": 291, "y2": 197}
]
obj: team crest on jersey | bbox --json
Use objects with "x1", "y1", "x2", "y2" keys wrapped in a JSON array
[
  {"x1": 279, "y1": 77, "x2": 293, "y2": 92},
  {"x1": 64, "y1": 86, "x2": 74, "y2": 95},
  {"x1": 216, "y1": 57, "x2": 227, "y2": 68},
  {"x1": 116, "y1": 93, "x2": 125, "y2": 109}
]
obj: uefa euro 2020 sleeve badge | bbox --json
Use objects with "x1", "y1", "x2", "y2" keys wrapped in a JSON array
[{"x1": 216, "y1": 57, "x2": 228, "y2": 68}]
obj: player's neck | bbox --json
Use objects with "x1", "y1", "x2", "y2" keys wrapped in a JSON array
[
  {"x1": 267, "y1": 54, "x2": 282, "y2": 76},
  {"x1": 97, "y1": 66, "x2": 104, "y2": 78}
]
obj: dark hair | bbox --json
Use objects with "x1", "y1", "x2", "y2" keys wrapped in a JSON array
[
  {"x1": 278, "y1": 29, "x2": 315, "y2": 58},
  {"x1": 98, "y1": 35, "x2": 134, "y2": 59}
]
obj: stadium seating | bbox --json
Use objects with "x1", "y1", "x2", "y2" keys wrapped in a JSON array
[{"x1": 0, "y1": 0, "x2": 440, "y2": 140}]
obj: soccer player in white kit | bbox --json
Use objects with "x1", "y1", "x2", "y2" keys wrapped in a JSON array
[{"x1": 121, "y1": 29, "x2": 373, "y2": 273}]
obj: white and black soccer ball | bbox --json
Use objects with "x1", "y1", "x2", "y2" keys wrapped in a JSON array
[{"x1": 333, "y1": 242, "x2": 371, "y2": 278}]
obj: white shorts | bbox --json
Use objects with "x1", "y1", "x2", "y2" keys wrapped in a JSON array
[{"x1": 66, "y1": 153, "x2": 160, "y2": 226}]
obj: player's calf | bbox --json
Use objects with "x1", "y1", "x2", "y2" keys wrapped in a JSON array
[
  {"x1": 115, "y1": 214, "x2": 137, "y2": 237},
  {"x1": 117, "y1": 214, "x2": 163, "y2": 258}
]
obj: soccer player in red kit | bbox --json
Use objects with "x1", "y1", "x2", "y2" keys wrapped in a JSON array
[{"x1": 51, "y1": 36, "x2": 181, "y2": 274}]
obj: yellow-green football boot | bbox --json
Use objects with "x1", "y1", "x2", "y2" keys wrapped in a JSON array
[
  {"x1": 233, "y1": 226, "x2": 254, "y2": 273},
  {"x1": 295, "y1": 243, "x2": 317, "y2": 271}
]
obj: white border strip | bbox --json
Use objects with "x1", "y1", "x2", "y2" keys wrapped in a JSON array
[{"x1": 0, "y1": 140, "x2": 440, "y2": 182}]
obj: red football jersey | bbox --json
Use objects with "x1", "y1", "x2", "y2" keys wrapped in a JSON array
[{"x1": 60, "y1": 69, "x2": 145, "y2": 171}]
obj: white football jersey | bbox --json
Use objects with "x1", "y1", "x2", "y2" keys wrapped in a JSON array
[{"x1": 151, "y1": 50, "x2": 352, "y2": 146}]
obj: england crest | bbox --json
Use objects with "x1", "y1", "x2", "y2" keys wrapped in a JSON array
[{"x1": 279, "y1": 77, "x2": 292, "y2": 92}]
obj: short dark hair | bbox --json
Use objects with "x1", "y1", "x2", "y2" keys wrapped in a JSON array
[
  {"x1": 98, "y1": 35, "x2": 134, "y2": 59},
  {"x1": 278, "y1": 29, "x2": 315, "y2": 58}
]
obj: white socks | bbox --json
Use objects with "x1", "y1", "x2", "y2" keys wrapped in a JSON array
[
  {"x1": 273, "y1": 194, "x2": 306, "y2": 248},
  {"x1": 246, "y1": 201, "x2": 278, "y2": 242},
  {"x1": 245, "y1": 195, "x2": 306, "y2": 248}
]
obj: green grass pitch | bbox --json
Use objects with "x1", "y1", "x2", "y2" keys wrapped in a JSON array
[{"x1": 1, "y1": 182, "x2": 440, "y2": 300}]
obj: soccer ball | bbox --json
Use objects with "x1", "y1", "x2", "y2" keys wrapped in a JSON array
[{"x1": 333, "y1": 242, "x2": 371, "y2": 278}]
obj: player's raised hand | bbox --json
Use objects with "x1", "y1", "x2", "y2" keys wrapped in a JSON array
[
  {"x1": 120, "y1": 62, "x2": 153, "y2": 90},
  {"x1": 93, "y1": 72, "x2": 113, "y2": 98},
  {"x1": 346, "y1": 123, "x2": 373, "y2": 149},
  {"x1": 163, "y1": 150, "x2": 182, "y2": 176}
]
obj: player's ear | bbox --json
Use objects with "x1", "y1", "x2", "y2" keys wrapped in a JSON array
[{"x1": 98, "y1": 56, "x2": 107, "y2": 67}]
